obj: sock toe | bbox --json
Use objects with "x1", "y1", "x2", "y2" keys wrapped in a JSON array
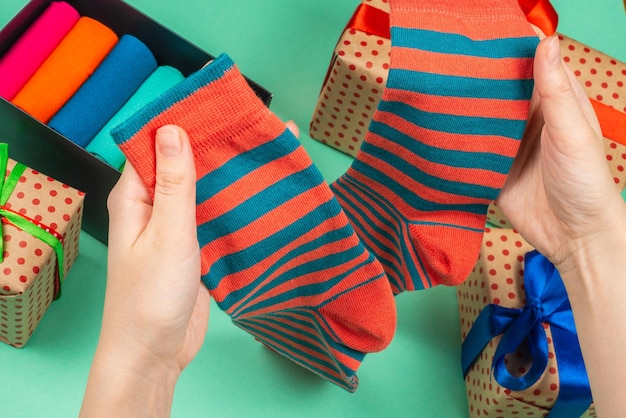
[
  {"x1": 320, "y1": 277, "x2": 396, "y2": 353},
  {"x1": 410, "y1": 222, "x2": 484, "y2": 286}
]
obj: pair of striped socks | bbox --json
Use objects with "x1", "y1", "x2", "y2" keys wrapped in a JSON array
[{"x1": 112, "y1": 0, "x2": 539, "y2": 391}]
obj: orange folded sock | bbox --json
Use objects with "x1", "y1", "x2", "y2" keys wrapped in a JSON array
[{"x1": 11, "y1": 17, "x2": 118, "y2": 123}]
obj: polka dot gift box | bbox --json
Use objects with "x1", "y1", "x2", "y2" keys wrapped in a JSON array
[
  {"x1": 0, "y1": 144, "x2": 84, "y2": 348},
  {"x1": 309, "y1": 0, "x2": 390, "y2": 157},
  {"x1": 457, "y1": 228, "x2": 595, "y2": 418}
]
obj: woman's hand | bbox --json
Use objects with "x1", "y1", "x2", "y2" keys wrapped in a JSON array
[
  {"x1": 497, "y1": 36, "x2": 626, "y2": 416},
  {"x1": 80, "y1": 125, "x2": 210, "y2": 418},
  {"x1": 497, "y1": 36, "x2": 626, "y2": 270}
]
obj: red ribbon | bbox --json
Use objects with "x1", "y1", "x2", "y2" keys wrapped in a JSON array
[
  {"x1": 345, "y1": 3, "x2": 390, "y2": 39},
  {"x1": 0, "y1": 212, "x2": 64, "y2": 299},
  {"x1": 591, "y1": 101, "x2": 626, "y2": 147},
  {"x1": 519, "y1": 0, "x2": 559, "y2": 36}
]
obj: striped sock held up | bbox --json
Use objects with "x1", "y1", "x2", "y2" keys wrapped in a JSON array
[{"x1": 331, "y1": 0, "x2": 540, "y2": 293}]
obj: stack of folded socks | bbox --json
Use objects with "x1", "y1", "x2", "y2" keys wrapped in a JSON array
[{"x1": 0, "y1": 1, "x2": 187, "y2": 170}]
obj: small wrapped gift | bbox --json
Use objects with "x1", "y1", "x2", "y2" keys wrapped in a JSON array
[
  {"x1": 458, "y1": 228, "x2": 595, "y2": 417},
  {"x1": 309, "y1": 0, "x2": 390, "y2": 157},
  {"x1": 0, "y1": 144, "x2": 84, "y2": 348}
]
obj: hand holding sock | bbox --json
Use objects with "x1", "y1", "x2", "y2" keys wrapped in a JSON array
[{"x1": 112, "y1": 54, "x2": 396, "y2": 392}]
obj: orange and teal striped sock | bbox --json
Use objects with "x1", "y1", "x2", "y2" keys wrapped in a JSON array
[
  {"x1": 331, "y1": 0, "x2": 539, "y2": 293},
  {"x1": 112, "y1": 54, "x2": 396, "y2": 392}
]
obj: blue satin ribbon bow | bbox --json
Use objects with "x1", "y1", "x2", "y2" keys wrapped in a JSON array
[{"x1": 461, "y1": 250, "x2": 593, "y2": 417}]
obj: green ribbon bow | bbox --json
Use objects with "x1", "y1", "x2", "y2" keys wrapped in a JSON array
[{"x1": 0, "y1": 144, "x2": 65, "y2": 299}]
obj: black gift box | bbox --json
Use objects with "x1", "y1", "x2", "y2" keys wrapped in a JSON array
[{"x1": 0, "y1": 0, "x2": 272, "y2": 244}]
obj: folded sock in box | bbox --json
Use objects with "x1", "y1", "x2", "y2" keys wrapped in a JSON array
[
  {"x1": 11, "y1": 17, "x2": 118, "y2": 123},
  {"x1": 86, "y1": 65, "x2": 185, "y2": 169},
  {"x1": 0, "y1": 2, "x2": 79, "y2": 100},
  {"x1": 49, "y1": 34, "x2": 157, "y2": 147}
]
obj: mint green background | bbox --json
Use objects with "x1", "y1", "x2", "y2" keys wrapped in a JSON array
[{"x1": 0, "y1": 1, "x2": 624, "y2": 417}]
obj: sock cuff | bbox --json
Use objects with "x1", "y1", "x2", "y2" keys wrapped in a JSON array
[
  {"x1": 390, "y1": 0, "x2": 538, "y2": 40},
  {"x1": 392, "y1": 0, "x2": 526, "y2": 19},
  {"x1": 112, "y1": 53, "x2": 271, "y2": 148},
  {"x1": 112, "y1": 53, "x2": 286, "y2": 195}
]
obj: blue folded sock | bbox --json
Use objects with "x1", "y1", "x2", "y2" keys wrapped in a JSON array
[
  {"x1": 86, "y1": 65, "x2": 185, "y2": 169},
  {"x1": 48, "y1": 34, "x2": 157, "y2": 147}
]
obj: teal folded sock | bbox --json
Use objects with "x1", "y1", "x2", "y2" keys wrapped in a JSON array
[{"x1": 86, "y1": 65, "x2": 185, "y2": 169}]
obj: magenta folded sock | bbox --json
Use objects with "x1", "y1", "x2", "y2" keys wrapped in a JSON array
[{"x1": 0, "y1": 2, "x2": 79, "y2": 100}]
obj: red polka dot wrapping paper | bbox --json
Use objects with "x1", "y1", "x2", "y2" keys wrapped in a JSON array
[
  {"x1": 559, "y1": 33, "x2": 626, "y2": 117},
  {"x1": 309, "y1": 0, "x2": 390, "y2": 158},
  {"x1": 0, "y1": 159, "x2": 84, "y2": 348},
  {"x1": 457, "y1": 228, "x2": 596, "y2": 418}
]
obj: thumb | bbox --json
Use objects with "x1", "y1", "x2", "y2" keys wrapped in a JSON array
[
  {"x1": 534, "y1": 36, "x2": 601, "y2": 148},
  {"x1": 150, "y1": 125, "x2": 197, "y2": 238}
]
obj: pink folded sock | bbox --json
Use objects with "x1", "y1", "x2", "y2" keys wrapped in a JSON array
[{"x1": 0, "y1": 2, "x2": 79, "y2": 101}]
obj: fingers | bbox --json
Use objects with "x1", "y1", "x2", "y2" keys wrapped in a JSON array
[
  {"x1": 285, "y1": 120, "x2": 300, "y2": 138},
  {"x1": 529, "y1": 23, "x2": 547, "y2": 40},
  {"x1": 149, "y1": 125, "x2": 197, "y2": 245},
  {"x1": 534, "y1": 36, "x2": 601, "y2": 149}
]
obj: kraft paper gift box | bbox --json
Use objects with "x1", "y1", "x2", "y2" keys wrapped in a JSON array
[
  {"x1": 0, "y1": 144, "x2": 84, "y2": 348},
  {"x1": 0, "y1": 0, "x2": 272, "y2": 244},
  {"x1": 309, "y1": 0, "x2": 390, "y2": 157},
  {"x1": 457, "y1": 228, "x2": 595, "y2": 418}
]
